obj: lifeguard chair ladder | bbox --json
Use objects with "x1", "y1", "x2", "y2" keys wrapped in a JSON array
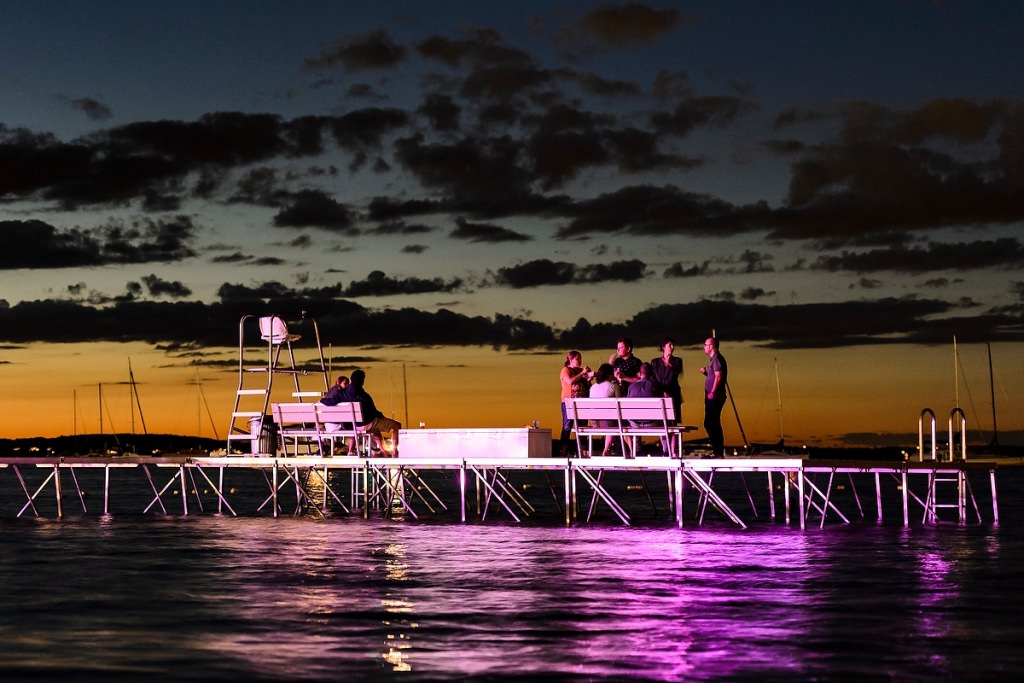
[{"x1": 226, "y1": 313, "x2": 330, "y2": 455}]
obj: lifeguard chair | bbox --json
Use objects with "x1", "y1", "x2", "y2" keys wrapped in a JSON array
[{"x1": 226, "y1": 313, "x2": 329, "y2": 455}]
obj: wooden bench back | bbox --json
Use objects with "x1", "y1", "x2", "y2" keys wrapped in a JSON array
[
  {"x1": 272, "y1": 402, "x2": 318, "y2": 427},
  {"x1": 316, "y1": 402, "x2": 363, "y2": 426},
  {"x1": 563, "y1": 397, "x2": 676, "y2": 424},
  {"x1": 271, "y1": 402, "x2": 365, "y2": 430}
]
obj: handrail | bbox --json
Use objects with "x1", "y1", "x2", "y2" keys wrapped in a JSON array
[
  {"x1": 948, "y1": 408, "x2": 967, "y2": 461},
  {"x1": 918, "y1": 408, "x2": 936, "y2": 461}
]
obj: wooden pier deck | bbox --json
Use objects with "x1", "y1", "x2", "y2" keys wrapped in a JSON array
[{"x1": 0, "y1": 454, "x2": 1000, "y2": 529}]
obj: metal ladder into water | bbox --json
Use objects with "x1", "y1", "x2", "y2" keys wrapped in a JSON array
[{"x1": 917, "y1": 407, "x2": 971, "y2": 523}]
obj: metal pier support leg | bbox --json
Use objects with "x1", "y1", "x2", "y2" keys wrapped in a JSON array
[
  {"x1": 104, "y1": 465, "x2": 111, "y2": 515},
  {"x1": 272, "y1": 461, "x2": 279, "y2": 518},
  {"x1": 460, "y1": 461, "x2": 467, "y2": 523},
  {"x1": 768, "y1": 471, "x2": 776, "y2": 521},
  {"x1": 218, "y1": 467, "x2": 225, "y2": 514},
  {"x1": 55, "y1": 465, "x2": 63, "y2": 519},
  {"x1": 797, "y1": 470, "x2": 805, "y2": 530},
  {"x1": 180, "y1": 465, "x2": 189, "y2": 516},
  {"x1": 954, "y1": 471, "x2": 962, "y2": 524},
  {"x1": 902, "y1": 471, "x2": 909, "y2": 526},
  {"x1": 675, "y1": 466, "x2": 684, "y2": 528},
  {"x1": 784, "y1": 472, "x2": 791, "y2": 525},
  {"x1": 564, "y1": 464, "x2": 571, "y2": 526},
  {"x1": 875, "y1": 472, "x2": 882, "y2": 522},
  {"x1": 990, "y1": 468, "x2": 999, "y2": 524}
]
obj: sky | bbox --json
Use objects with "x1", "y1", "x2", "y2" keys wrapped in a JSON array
[{"x1": 1, "y1": 0, "x2": 1023, "y2": 448}]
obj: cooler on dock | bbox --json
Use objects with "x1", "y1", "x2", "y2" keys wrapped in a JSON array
[{"x1": 398, "y1": 428, "x2": 552, "y2": 458}]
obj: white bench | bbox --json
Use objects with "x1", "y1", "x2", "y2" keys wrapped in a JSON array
[
  {"x1": 270, "y1": 402, "x2": 370, "y2": 457},
  {"x1": 563, "y1": 397, "x2": 695, "y2": 458}
]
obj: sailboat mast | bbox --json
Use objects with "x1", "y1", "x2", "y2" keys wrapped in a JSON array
[
  {"x1": 403, "y1": 362, "x2": 409, "y2": 428},
  {"x1": 774, "y1": 357, "x2": 784, "y2": 445},
  {"x1": 128, "y1": 357, "x2": 148, "y2": 435},
  {"x1": 988, "y1": 343, "x2": 998, "y2": 446},
  {"x1": 953, "y1": 335, "x2": 960, "y2": 409}
]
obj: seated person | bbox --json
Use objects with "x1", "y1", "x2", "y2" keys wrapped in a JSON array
[
  {"x1": 627, "y1": 362, "x2": 671, "y2": 456},
  {"x1": 341, "y1": 369, "x2": 402, "y2": 456},
  {"x1": 589, "y1": 363, "x2": 620, "y2": 456},
  {"x1": 320, "y1": 375, "x2": 353, "y2": 433}
]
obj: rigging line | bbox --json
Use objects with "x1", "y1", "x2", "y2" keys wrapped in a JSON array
[
  {"x1": 129, "y1": 357, "x2": 148, "y2": 435},
  {"x1": 991, "y1": 357, "x2": 1024, "y2": 443},
  {"x1": 197, "y1": 372, "x2": 220, "y2": 440},
  {"x1": 748, "y1": 362, "x2": 776, "y2": 440},
  {"x1": 100, "y1": 385, "x2": 121, "y2": 446},
  {"x1": 955, "y1": 345, "x2": 986, "y2": 443}
]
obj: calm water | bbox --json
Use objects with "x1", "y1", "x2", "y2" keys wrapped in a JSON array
[{"x1": 0, "y1": 467, "x2": 1022, "y2": 681}]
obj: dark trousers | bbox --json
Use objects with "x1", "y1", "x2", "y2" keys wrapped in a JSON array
[{"x1": 704, "y1": 395, "x2": 726, "y2": 456}]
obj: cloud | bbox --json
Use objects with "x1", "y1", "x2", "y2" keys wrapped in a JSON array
[
  {"x1": 140, "y1": 274, "x2": 192, "y2": 298},
  {"x1": 490, "y1": 258, "x2": 647, "y2": 288},
  {"x1": 555, "y1": 185, "x2": 745, "y2": 239},
  {"x1": 304, "y1": 29, "x2": 407, "y2": 71},
  {"x1": 341, "y1": 270, "x2": 463, "y2": 297},
  {"x1": 0, "y1": 216, "x2": 196, "y2": 269},
  {"x1": 576, "y1": 3, "x2": 689, "y2": 47},
  {"x1": 811, "y1": 238, "x2": 1024, "y2": 273},
  {"x1": 272, "y1": 189, "x2": 356, "y2": 231},
  {"x1": 450, "y1": 217, "x2": 532, "y2": 243},
  {"x1": 0, "y1": 289, "x2": 1020, "y2": 350},
  {"x1": 651, "y1": 96, "x2": 758, "y2": 137},
  {"x1": 549, "y1": 3, "x2": 692, "y2": 59},
  {"x1": 69, "y1": 96, "x2": 113, "y2": 121}
]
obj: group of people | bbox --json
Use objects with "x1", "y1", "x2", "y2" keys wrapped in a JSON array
[
  {"x1": 320, "y1": 368, "x2": 401, "y2": 456},
  {"x1": 559, "y1": 336, "x2": 728, "y2": 457}
]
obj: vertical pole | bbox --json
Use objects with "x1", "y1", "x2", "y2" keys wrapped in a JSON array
[
  {"x1": 675, "y1": 466, "x2": 684, "y2": 528},
  {"x1": 460, "y1": 462, "x2": 467, "y2": 523},
  {"x1": 875, "y1": 472, "x2": 882, "y2": 522},
  {"x1": 767, "y1": 471, "x2": 775, "y2": 521},
  {"x1": 55, "y1": 465, "x2": 63, "y2": 519},
  {"x1": 180, "y1": 465, "x2": 188, "y2": 516},
  {"x1": 273, "y1": 461, "x2": 279, "y2": 518},
  {"x1": 564, "y1": 463, "x2": 571, "y2": 526},
  {"x1": 990, "y1": 468, "x2": 999, "y2": 524},
  {"x1": 797, "y1": 469, "x2": 805, "y2": 530},
  {"x1": 784, "y1": 471, "x2": 791, "y2": 525},
  {"x1": 218, "y1": 467, "x2": 224, "y2": 514},
  {"x1": 901, "y1": 471, "x2": 909, "y2": 526},
  {"x1": 104, "y1": 465, "x2": 110, "y2": 515},
  {"x1": 958, "y1": 471, "x2": 966, "y2": 524}
]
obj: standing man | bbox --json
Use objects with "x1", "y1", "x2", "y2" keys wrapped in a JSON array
[
  {"x1": 700, "y1": 337, "x2": 728, "y2": 457},
  {"x1": 609, "y1": 337, "x2": 642, "y2": 392}
]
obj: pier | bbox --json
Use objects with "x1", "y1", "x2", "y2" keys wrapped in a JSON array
[{"x1": 0, "y1": 453, "x2": 999, "y2": 529}]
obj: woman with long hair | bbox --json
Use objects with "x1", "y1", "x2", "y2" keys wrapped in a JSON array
[{"x1": 558, "y1": 350, "x2": 592, "y2": 455}]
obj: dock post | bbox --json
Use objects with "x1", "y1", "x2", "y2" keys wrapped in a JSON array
[
  {"x1": 564, "y1": 462, "x2": 571, "y2": 526},
  {"x1": 797, "y1": 470, "x2": 805, "y2": 530},
  {"x1": 272, "y1": 460, "x2": 279, "y2": 518},
  {"x1": 180, "y1": 465, "x2": 188, "y2": 516},
  {"x1": 675, "y1": 465, "x2": 684, "y2": 528},
  {"x1": 901, "y1": 470, "x2": 909, "y2": 526},
  {"x1": 459, "y1": 461, "x2": 466, "y2": 523},
  {"x1": 55, "y1": 465, "x2": 63, "y2": 519},
  {"x1": 104, "y1": 465, "x2": 111, "y2": 515},
  {"x1": 875, "y1": 472, "x2": 882, "y2": 522},
  {"x1": 990, "y1": 468, "x2": 999, "y2": 524}
]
